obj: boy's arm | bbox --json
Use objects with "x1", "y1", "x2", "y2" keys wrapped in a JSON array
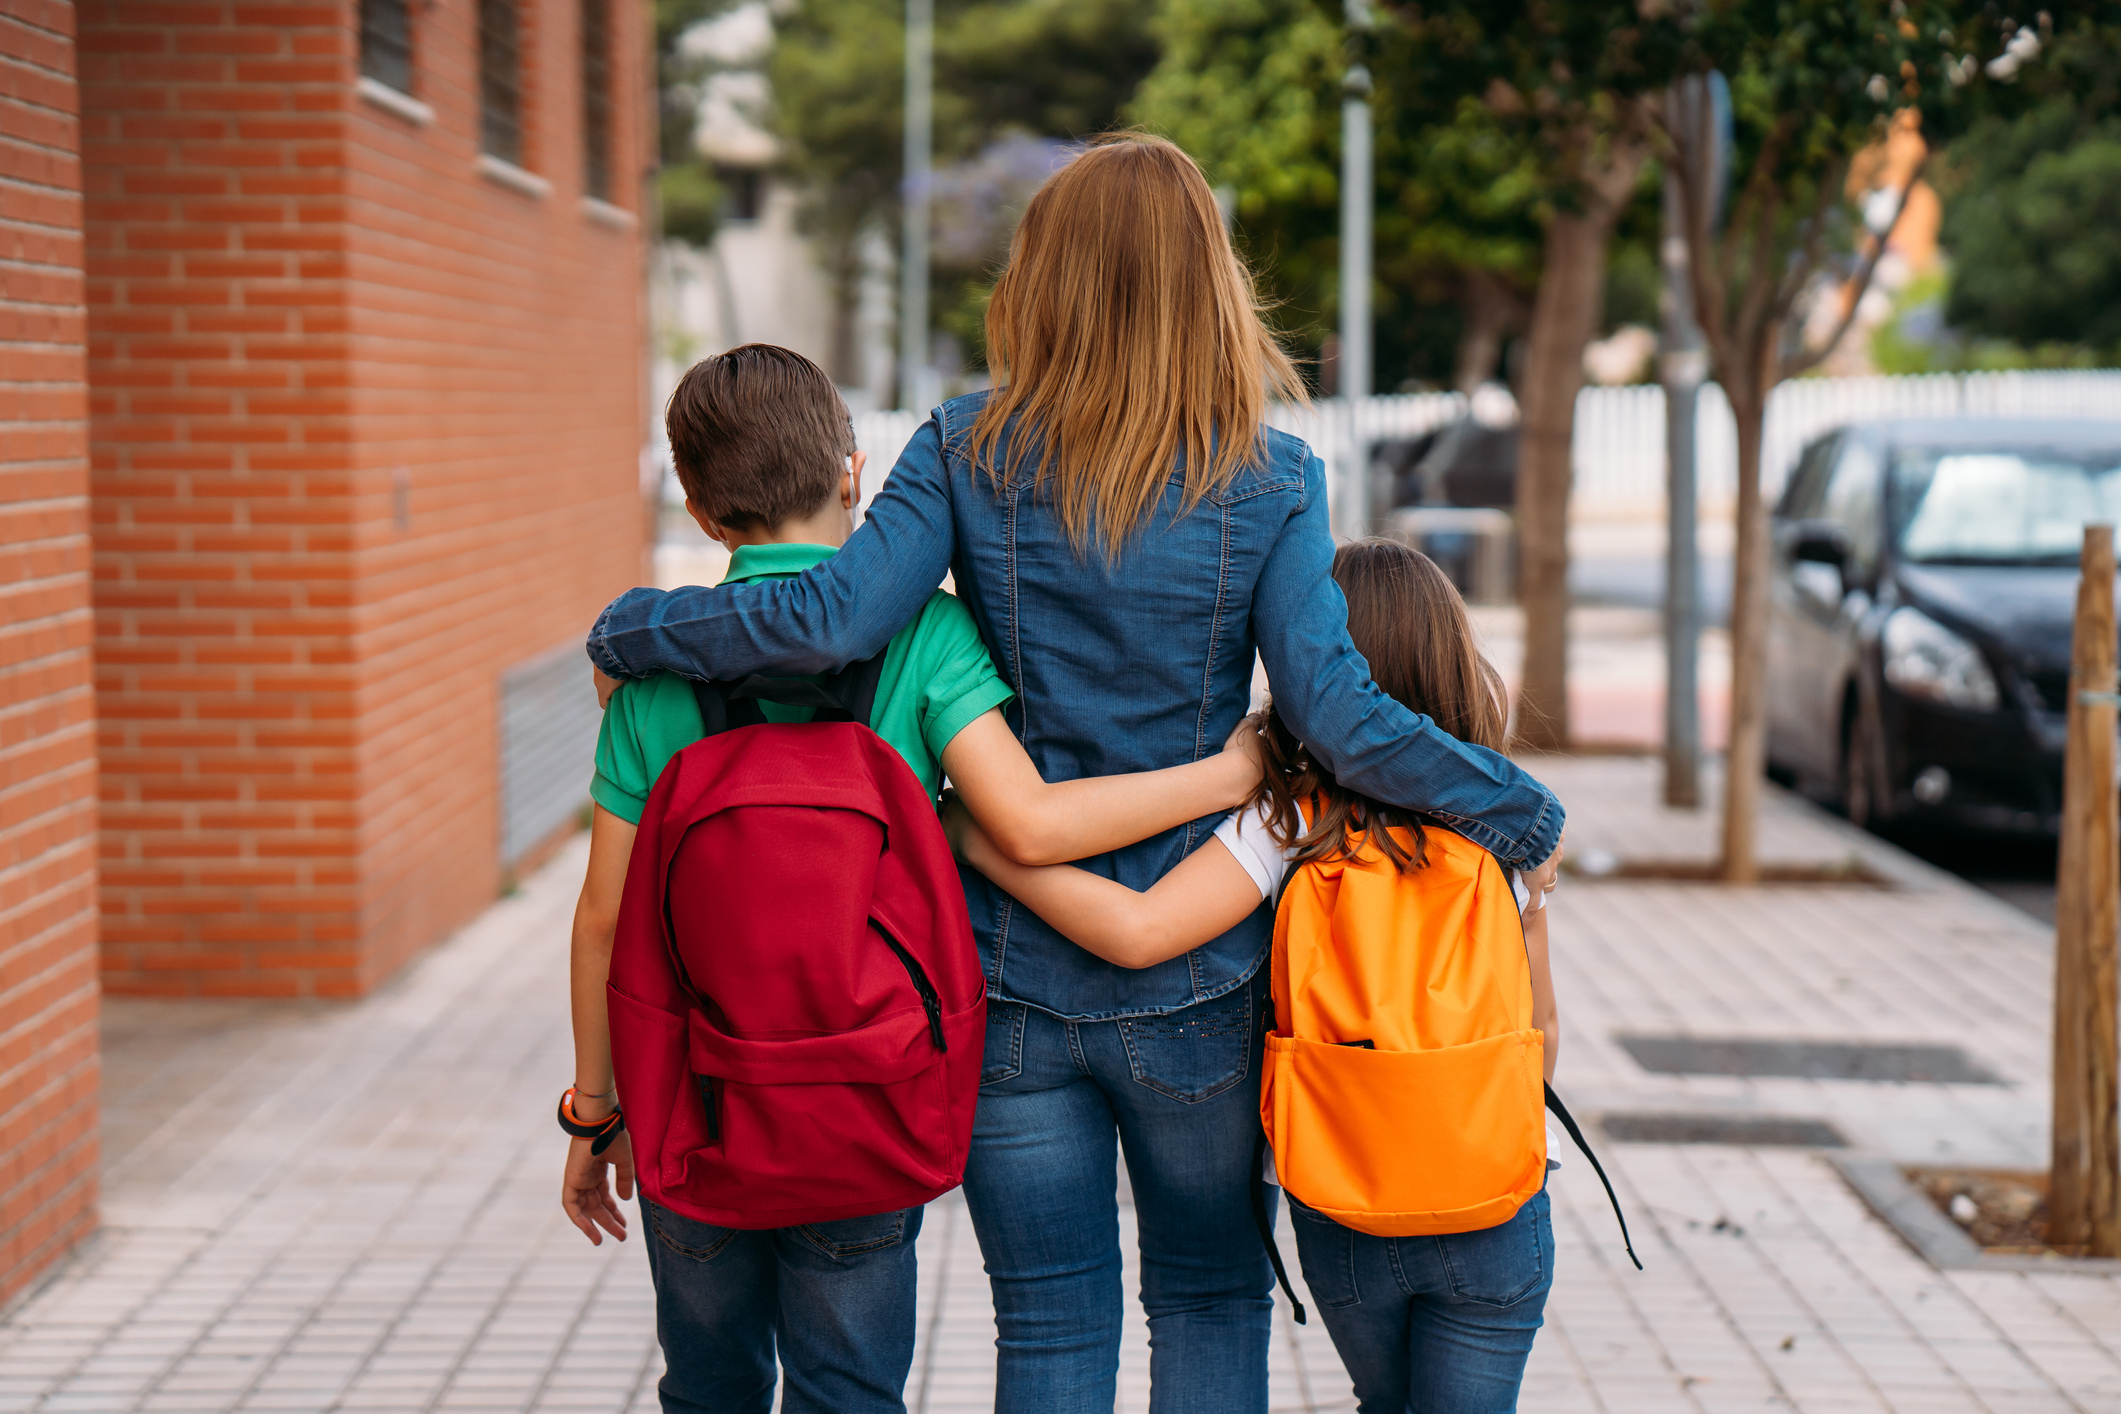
[
  {"x1": 940, "y1": 709, "x2": 1261, "y2": 866},
  {"x1": 1525, "y1": 905, "x2": 1558, "y2": 1083},
  {"x1": 942, "y1": 797, "x2": 1264, "y2": 969},
  {"x1": 562, "y1": 805, "x2": 637, "y2": 1245}
]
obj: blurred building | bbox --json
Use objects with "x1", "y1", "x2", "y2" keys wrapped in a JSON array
[{"x1": 1, "y1": 0, "x2": 647, "y2": 1305}]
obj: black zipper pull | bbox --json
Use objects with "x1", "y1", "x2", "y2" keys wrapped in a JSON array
[
  {"x1": 921, "y1": 989, "x2": 946, "y2": 1052},
  {"x1": 883, "y1": 935, "x2": 949, "y2": 1053}
]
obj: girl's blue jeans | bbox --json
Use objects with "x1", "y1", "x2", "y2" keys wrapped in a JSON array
[
  {"x1": 1289, "y1": 1187, "x2": 1554, "y2": 1414},
  {"x1": 963, "y1": 973, "x2": 1277, "y2": 1414}
]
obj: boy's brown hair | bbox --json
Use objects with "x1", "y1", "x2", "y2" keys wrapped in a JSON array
[{"x1": 665, "y1": 343, "x2": 856, "y2": 530}]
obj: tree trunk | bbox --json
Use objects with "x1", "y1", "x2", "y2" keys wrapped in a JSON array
[
  {"x1": 1719, "y1": 371, "x2": 1773, "y2": 883},
  {"x1": 1512, "y1": 212, "x2": 1610, "y2": 751},
  {"x1": 1453, "y1": 268, "x2": 1524, "y2": 395}
]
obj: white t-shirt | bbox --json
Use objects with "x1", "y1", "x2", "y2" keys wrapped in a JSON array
[
  {"x1": 1211, "y1": 800, "x2": 1544, "y2": 913},
  {"x1": 1210, "y1": 801, "x2": 1558, "y2": 1183}
]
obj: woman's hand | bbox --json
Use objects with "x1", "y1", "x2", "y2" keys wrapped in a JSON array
[{"x1": 561, "y1": 1130, "x2": 634, "y2": 1246}]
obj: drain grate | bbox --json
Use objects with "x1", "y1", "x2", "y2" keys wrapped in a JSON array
[
  {"x1": 1616, "y1": 1034, "x2": 2004, "y2": 1085},
  {"x1": 1600, "y1": 1112, "x2": 1849, "y2": 1147}
]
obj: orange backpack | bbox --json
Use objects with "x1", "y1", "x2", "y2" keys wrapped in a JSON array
[{"x1": 1254, "y1": 816, "x2": 1637, "y2": 1321}]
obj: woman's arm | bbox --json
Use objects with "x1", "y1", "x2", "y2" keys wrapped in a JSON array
[
  {"x1": 941, "y1": 711, "x2": 1261, "y2": 865},
  {"x1": 587, "y1": 418, "x2": 957, "y2": 681},
  {"x1": 943, "y1": 798, "x2": 1265, "y2": 968},
  {"x1": 1250, "y1": 451, "x2": 1563, "y2": 874},
  {"x1": 562, "y1": 805, "x2": 637, "y2": 1245},
  {"x1": 1525, "y1": 905, "x2": 1558, "y2": 1083}
]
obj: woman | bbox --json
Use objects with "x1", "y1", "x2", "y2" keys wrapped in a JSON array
[{"x1": 587, "y1": 134, "x2": 1563, "y2": 1414}]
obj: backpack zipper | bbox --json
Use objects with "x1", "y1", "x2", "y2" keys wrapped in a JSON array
[{"x1": 882, "y1": 936, "x2": 948, "y2": 1052}]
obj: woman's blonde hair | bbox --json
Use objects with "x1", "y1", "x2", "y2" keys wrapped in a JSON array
[
  {"x1": 1249, "y1": 540, "x2": 1511, "y2": 874},
  {"x1": 965, "y1": 133, "x2": 1305, "y2": 554}
]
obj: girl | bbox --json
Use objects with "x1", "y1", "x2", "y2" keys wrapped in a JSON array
[
  {"x1": 584, "y1": 134, "x2": 1563, "y2": 1413},
  {"x1": 946, "y1": 540, "x2": 1561, "y2": 1414}
]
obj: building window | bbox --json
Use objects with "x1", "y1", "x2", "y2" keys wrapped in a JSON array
[
  {"x1": 478, "y1": 0, "x2": 523, "y2": 164},
  {"x1": 359, "y1": 0, "x2": 413, "y2": 93},
  {"x1": 580, "y1": 0, "x2": 613, "y2": 201},
  {"x1": 716, "y1": 166, "x2": 763, "y2": 223}
]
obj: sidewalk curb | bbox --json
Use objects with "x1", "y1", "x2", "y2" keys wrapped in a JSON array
[{"x1": 1830, "y1": 1151, "x2": 2121, "y2": 1274}]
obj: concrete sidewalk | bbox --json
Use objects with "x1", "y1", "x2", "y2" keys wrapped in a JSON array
[{"x1": 4, "y1": 759, "x2": 2114, "y2": 1413}]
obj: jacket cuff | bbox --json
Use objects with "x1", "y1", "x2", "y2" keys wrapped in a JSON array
[{"x1": 585, "y1": 601, "x2": 630, "y2": 678}]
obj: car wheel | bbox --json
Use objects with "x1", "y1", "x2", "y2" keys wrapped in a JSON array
[{"x1": 1840, "y1": 687, "x2": 1890, "y2": 830}]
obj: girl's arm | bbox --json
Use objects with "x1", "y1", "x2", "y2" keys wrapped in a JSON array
[
  {"x1": 1525, "y1": 904, "x2": 1558, "y2": 1083},
  {"x1": 562, "y1": 805, "x2": 637, "y2": 1245},
  {"x1": 940, "y1": 710, "x2": 1261, "y2": 866},
  {"x1": 1249, "y1": 451, "x2": 1562, "y2": 873},
  {"x1": 942, "y1": 798, "x2": 1266, "y2": 968}
]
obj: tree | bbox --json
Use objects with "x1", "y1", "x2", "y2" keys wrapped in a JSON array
[
  {"x1": 1390, "y1": 3, "x2": 1669, "y2": 752},
  {"x1": 766, "y1": 0, "x2": 1157, "y2": 382},
  {"x1": 1943, "y1": 99, "x2": 2121, "y2": 351},
  {"x1": 1130, "y1": 0, "x2": 1548, "y2": 392},
  {"x1": 1652, "y1": 0, "x2": 2018, "y2": 882}
]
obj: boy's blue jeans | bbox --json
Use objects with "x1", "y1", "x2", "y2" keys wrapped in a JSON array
[
  {"x1": 639, "y1": 1196, "x2": 922, "y2": 1414},
  {"x1": 1289, "y1": 1187, "x2": 1554, "y2": 1414},
  {"x1": 963, "y1": 973, "x2": 1276, "y2": 1414}
]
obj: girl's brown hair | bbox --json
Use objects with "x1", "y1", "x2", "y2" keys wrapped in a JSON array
[
  {"x1": 965, "y1": 133, "x2": 1305, "y2": 555},
  {"x1": 1249, "y1": 540, "x2": 1510, "y2": 874}
]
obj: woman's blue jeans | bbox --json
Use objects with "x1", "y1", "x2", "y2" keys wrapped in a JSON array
[
  {"x1": 1289, "y1": 1187, "x2": 1554, "y2": 1414},
  {"x1": 963, "y1": 973, "x2": 1276, "y2": 1414}
]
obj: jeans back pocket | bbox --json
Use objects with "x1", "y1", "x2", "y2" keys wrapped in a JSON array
[
  {"x1": 1437, "y1": 1189, "x2": 1552, "y2": 1308},
  {"x1": 1117, "y1": 982, "x2": 1255, "y2": 1103}
]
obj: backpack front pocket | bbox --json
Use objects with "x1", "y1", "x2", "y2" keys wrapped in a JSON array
[{"x1": 1263, "y1": 1028, "x2": 1546, "y2": 1238}]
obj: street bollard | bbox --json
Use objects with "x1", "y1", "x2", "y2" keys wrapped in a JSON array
[{"x1": 2052, "y1": 523, "x2": 2120, "y2": 1256}]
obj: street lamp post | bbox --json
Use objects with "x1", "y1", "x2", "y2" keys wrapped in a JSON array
[
  {"x1": 1338, "y1": 0, "x2": 1373, "y2": 538},
  {"x1": 899, "y1": 0, "x2": 933, "y2": 412}
]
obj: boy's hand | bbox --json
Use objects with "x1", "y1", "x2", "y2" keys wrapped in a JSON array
[
  {"x1": 1217, "y1": 713, "x2": 1268, "y2": 801},
  {"x1": 594, "y1": 667, "x2": 621, "y2": 710},
  {"x1": 1524, "y1": 830, "x2": 1564, "y2": 900},
  {"x1": 562, "y1": 1131, "x2": 634, "y2": 1245},
  {"x1": 938, "y1": 789, "x2": 980, "y2": 862}
]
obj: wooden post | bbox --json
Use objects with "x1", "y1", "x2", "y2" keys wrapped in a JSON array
[{"x1": 2053, "y1": 523, "x2": 2120, "y2": 1256}]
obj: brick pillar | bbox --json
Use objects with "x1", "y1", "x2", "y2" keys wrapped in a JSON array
[
  {"x1": 0, "y1": 0, "x2": 99, "y2": 1308},
  {"x1": 79, "y1": 3, "x2": 359, "y2": 996}
]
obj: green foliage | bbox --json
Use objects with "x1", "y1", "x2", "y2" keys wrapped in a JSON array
[
  {"x1": 1940, "y1": 99, "x2": 2121, "y2": 350},
  {"x1": 659, "y1": 164, "x2": 725, "y2": 247},
  {"x1": 1130, "y1": 0, "x2": 1671, "y2": 390},
  {"x1": 765, "y1": 0, "x2": 1158, "y2": 372}
]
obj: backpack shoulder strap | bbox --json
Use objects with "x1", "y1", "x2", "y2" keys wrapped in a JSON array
[
  {"x1": 706, "y1": 648, "x2": 890, "y2": 728},
  {"x1": 690, "y1": 677, "x2": 764, "y2": 738},
  {"x1": 1545, "y1": 1083, "x2": 1644, "y2": 1270}
]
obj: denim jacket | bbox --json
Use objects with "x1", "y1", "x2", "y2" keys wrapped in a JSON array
[{"x1": 589, "y1": 393, "x2": 1562, "y2": 1021}]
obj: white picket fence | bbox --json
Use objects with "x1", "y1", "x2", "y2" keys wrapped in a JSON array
[{"x1": 849, "y1": 369, "x2": 2121, "y2": 527}]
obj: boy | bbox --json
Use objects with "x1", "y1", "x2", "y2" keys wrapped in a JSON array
[{"x1": 557, "y1": 345, "x2": 1261, "y2": 1414}]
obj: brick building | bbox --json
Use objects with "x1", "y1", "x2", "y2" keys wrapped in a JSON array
[{"x1": 2, "y1": 0, "x2": 647, "y2": 1306}]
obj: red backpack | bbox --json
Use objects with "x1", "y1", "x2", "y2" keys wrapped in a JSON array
[{"x1": 605, "y1": 656, "x2": 986, "y2": 1229}]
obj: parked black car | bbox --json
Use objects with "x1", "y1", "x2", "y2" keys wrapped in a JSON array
[{"x1": 1767, "y1": 417, "x2": 2121, "y2": 836}]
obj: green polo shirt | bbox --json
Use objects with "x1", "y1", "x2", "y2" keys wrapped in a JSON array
[{"x1": 591, "y1": 542, "x2": 1014, "y2": 824}]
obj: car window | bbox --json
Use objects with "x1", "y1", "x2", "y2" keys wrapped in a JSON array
[
  {"x1": 1891, "y1": 448, "x2": 2121, "y2": 565},
  {"x1": 1777, "y1": 434, "x2": 1839, "y2": 519},
  {"x1": 1820, "y1": 438, "x2": 1883, "y2": 572}
]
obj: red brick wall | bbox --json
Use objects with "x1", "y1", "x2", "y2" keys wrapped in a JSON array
[
  {"x1": 344, "y1": 0, "x2": 645, "y2": 986},
  {"x1": 81, "y1": 0, "x2": 643, "y2": 997},
  {"x1": 80, "y1": 0, "x2": 360, "y2": 996},
  {"x1": 0, "y1": 0, "x2": 99, "y2": 1309}
]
